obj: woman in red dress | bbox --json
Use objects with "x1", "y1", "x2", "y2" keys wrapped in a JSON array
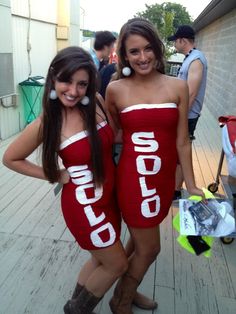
[
  {"x1": 106, "y1": 18, "x2": 204, "y2": 313},
  {"x1": 3, "y1": 46, "x2": 128, "y2": 314}
]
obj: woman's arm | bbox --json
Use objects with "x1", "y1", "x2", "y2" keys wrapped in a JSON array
[
  {"x1": 176, "y1": 80, "x2": 204, "y2": 198},
  {"x1": 105, "y1": 82, "x2": 123, "y2": 143},
  {"x1": 2, "y1": 118, "x2": 48, "y2": 180}
]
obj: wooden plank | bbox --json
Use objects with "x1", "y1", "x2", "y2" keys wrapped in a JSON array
[
  {"x1": 16, "y1": 191, "x2": 61, "y2": 237},
  {"x1": 221, "y1": 240, "x2": 236, "y2": 295},
  {"x1": 0, "y1": 178, "x2": 45, "y2": 227},
  {"x1": 0, "y1": 233, "x2": 32, "y2": 286},
  {"x1": 44, "y1": 207, "x2": 68, "y2": 240},
  {"x1": 0, "y1": 180, "x2": 53, "y2": 233},
  {"x1": 15, "y1": 192, "x2": 60, "y2": 237},
  {"x1": 208, "y1": 241, "x2": 235, "y2": 298},
  {"x1": 173, "y1": 237, "x2": 219, "y2": 314},
  {"x1": 0, "y1": 106, "x2": 236, "y2": 314},
  {"x1": 154, "y1": 286, "x2": 175, "y2": 314},
  {"x1": 217, "y1": 296, "x2": 236, "y2": 314},
  {"x1": 0, "y1": 236, "x2": 83, "y2": 314},
  {"x1": 60, "y1": 225, "x2": 76, "y2": 242},
  {"x1": 0, "y1": 174, "x2": 30, "y2": 205},
  {"x1": 0, "y1": 169, "x2": 19, "y2": 188},
  {"x1": 155, "y1": 207, "x2": 174, "y2": 288},
  {"x1": 193, "y1": 126, "x2": 226, "y2": 195}
]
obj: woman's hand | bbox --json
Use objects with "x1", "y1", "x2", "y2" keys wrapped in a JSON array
[
  {"x1": 59, "y1": 169, "x2": 70, "y2": 184},
  {"x1": 188, "y1": 187, "x2": 205, "y2": 200}
]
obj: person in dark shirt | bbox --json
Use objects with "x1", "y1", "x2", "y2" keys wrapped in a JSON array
[{"x1": 99, "y1": 62, "x2": 117, "y2": 99}]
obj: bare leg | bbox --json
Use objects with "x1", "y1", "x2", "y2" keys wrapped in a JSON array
[
  {"x1": 70, "y1": 256, "x2": 100, "y2": 300},
  {"x1": 110, "y1": 226, "x2": 160, "y2": 313},
  {"x1": 84, "y1": 240, "x2": 128, "y2": 297},
  {"x1": 128, "y1": 226, "x2": 161, "y2": 281},
  {"x1": 64, "y1": 241, "x2": 128, "y2": 314},
  {"x1": 76, "y1": 256, "x2": 100, "y2": 286},
  {"x1": 125, "y1": 237, "x2": 134, "y2": 257},
  {"x1": 124, "y1": 234, "x2": 158, "y2": 309}
]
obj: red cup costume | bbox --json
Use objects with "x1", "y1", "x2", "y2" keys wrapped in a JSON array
[
  {"x1": 117, "y1": 103, "x2": 178, "y2": 228},
  {"x1": 59, "y1": 121, "x2": 121, "y2": 250}
]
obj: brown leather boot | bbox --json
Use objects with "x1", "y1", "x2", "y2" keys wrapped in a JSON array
[
  {"x1": 133, "y1": 291, "x2": 158, "y2": 310},
  {"x1": 71, "y1": 283, "x2": 83, "y2": 299},
  {"x1": 64, "y1": 286, "x2": 102, "y2": 314},
  {"x1": 109, "y1": 273, "x2": 139, "y2": 314}
]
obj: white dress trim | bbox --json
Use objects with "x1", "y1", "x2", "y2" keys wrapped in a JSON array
[
  {"x1": 121, "y1": 103, "x2": 177, "y2": 113},
  {"x1": 60, "y1": 120, "x2": 107, "y2": 150}
]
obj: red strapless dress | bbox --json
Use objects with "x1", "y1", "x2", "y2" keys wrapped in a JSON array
[
  {"x1": 59, "y1": 121, "x2": 121, "y2": 250},
  {"x1": 117, "y1": 103, "x2": 178, "y2": 228}
]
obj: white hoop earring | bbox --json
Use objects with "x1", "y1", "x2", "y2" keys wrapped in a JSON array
[
  {"x1": 80, "y1": 96, "x2": 89, "y2": 106},
  {"x1": 122, "y1": 67, "x2": 131, "y2": 77},
  {"x1": 49, "y1": 89, "x2": 57, "y2": 100}
]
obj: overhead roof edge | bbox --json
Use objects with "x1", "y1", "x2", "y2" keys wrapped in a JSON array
[{"x1": 193, "y1": 0, "x2": 236, "y2": 32}]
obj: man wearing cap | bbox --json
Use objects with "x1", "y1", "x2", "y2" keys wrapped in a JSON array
[{"x1": 168, "y1": 25, "x2": 208, "y2": 200}]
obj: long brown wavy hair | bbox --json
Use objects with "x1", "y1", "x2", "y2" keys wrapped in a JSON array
[
  {"x1": 116, "y1": 18, "x2": 166, "y2": 79},
  {"x1": 41, "y1": 46, "x2": 104, "y2": 185}
]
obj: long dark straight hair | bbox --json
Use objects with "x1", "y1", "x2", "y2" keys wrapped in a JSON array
[
  {"x1": 116, "y1": 18, "x2": 166, "y2": 78},
  {"x1": 41, "y1": 46, "x2": 104, "y2": 185}
]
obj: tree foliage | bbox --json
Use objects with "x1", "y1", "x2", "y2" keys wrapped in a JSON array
[
  {"x1": 135, "y1": 2, "x2": 193, "y2": 57},
  {"x1": 83, "y1": 29, "x2": 95, "y2": 38},
  {"x1": 83, "y1": 29, "x2": 118, "y2": 38}
]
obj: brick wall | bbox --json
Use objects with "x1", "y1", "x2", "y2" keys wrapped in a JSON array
[{"x1": 195, "y1": 9, "x2": 236, "y2": 119}]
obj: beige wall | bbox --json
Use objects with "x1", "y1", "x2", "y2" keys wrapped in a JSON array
[
  {"x1": 0, "y1": 0, "x2": 81, "y2": 140},
  {"x1": 57, "y1": 0, "x2": 70, "y2": 50},
  {"x1": 195, "y1": 9, "x2": 236, "y2": 119}
]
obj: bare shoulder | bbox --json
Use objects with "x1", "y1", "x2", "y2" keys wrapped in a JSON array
[
  {"x1": 166, "y1": 75, "x2": 188, "y2": 92},
  {"x1": 107, "y1": 78, "x2": 126, "y2": 94}
]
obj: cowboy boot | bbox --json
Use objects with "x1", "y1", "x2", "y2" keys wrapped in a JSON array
[
  {"x1": 64, "y1": 286, "x2": 102, "y2": 314},
  {"x1": 70, "y1": 283, "x2": 96, "y2": 313},
  {"x1": 71, "y1": 283, "x2": 83, "y2": 299},
  {"x1": 109, "y1": 273, "x2": 139, "y2": 314},
  {"x1": 133, "y1": 291, "x2": 158, "y2": 310}
]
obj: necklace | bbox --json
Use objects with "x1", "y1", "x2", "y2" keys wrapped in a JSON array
[
  {"x1": 177, "y1": 48, "x2": 196, "y2": 76},
  {"x1": 183, "y1": 47, "x2": 196, "y2": 61}
]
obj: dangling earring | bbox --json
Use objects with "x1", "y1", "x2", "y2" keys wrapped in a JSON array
[
  {"x1": 122, "y1": 67, "x2": 131, "y2": 77},
  {"x1": 80, "y1": 96, "x2": 89, "y2": 106},
  {"x1": 49, "y1": 89, "x2": 57, "y2": 100}
]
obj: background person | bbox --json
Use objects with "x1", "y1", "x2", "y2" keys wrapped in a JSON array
[
  {"x1": 99, "y1": 62, "x2": 117, "y2": 99},
  {"x1": 106, "y1": 18, "x2": 204, "y2": 313},
  {"x1": 90, "y1": 30, "x2": 116, "y2": 70},
  {"x1": 168, "y1": 25, "x2": 208, "y2": 200},
  {"x1": 2, "y1": 46, "x2": 128, "y2": 314}
]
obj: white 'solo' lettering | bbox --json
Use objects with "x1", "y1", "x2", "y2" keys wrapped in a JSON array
[
  {"x1": 132, "y1": 132, "x2": 161, "y2": 218},
  {"x1": 67, "y1": 165, "x2": 116, "y2": 247}
]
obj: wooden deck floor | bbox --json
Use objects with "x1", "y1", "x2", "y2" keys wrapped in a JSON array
[{"x1": 0, "y1": 106, "x2": 235, "y2": 314}]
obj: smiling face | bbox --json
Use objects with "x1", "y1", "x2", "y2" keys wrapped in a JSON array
[
  {"x1": 124, "y1": 34, "x2": 156, "y2": 76},
  {"x1": 54, "y1": 69, "x2": 89, "y2": 108}
]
